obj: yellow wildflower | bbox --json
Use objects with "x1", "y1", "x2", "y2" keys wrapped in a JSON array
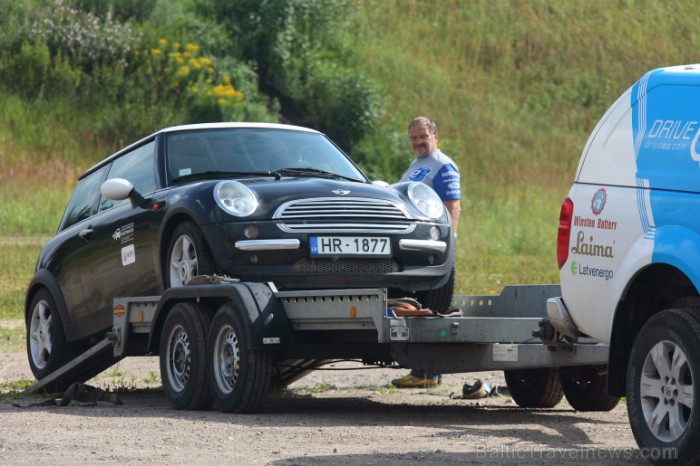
[{"x1": 189, "y1": 58, "x2": 202, "y2": 70}]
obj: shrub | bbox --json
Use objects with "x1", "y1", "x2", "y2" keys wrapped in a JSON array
[
  {"x1": 198, "y1": 0, "x2": 381, "y2": 152},
  {"x1": 31, "y1": 0, "x2": 141, "y2": 71},
  {"x1": 0, "y1": 42, "x2": 50, "y2": 98}
]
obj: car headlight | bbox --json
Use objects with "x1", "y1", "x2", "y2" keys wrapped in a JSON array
[
  {"x1": 408, "y1": 182, "x2": 444, "y2": 219},
  {"x1": 214, "y1": 181, "x2": 258, "y2": 217}
]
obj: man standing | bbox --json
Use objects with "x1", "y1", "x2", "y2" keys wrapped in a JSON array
[{"x1": 391, "y1": 116, "x2": 461, "y2": 389}]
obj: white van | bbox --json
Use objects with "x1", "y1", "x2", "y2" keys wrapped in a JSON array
[{"x1": 550, "y1": 64, "x2": 700, "y2": 465}]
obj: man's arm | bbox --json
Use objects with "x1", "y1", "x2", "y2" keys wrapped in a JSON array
[{"x1": 444, "y1": 199, "x2": 461, "y2": 232}]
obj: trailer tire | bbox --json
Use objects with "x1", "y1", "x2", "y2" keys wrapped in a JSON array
[
  {"x1": 626, "y1": 309, "x2": 700, "y2": 466},
  {"x1": 560, "y1": 365, "x2": 620, "y2": 412},
  {"x1": 504, "y1": 368, "x2": 564, "y2": 408},
  {"x1": 416, "y1": 267, "x2": 455, "y2": 313},
  {"x1": 27, "y1": 288, "x2": 77, "y2": 383},
  {"x1": 166, "y1": 222, "x2": 216, "y2": 288},
  {"x1": 160, "y1": 302, "x2": 213, "y2": 410},
  {"x1": 207, "y1": 302, "x2": 273, "y2": 413}
]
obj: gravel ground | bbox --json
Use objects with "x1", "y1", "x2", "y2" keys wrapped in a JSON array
[{"x1": 0, "y1": 350, "x2": 651, "y2": 466}]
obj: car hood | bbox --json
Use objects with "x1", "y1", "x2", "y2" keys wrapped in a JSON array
[{"x1": 167, "y1": 176, "x2": 443, "y2": 224}]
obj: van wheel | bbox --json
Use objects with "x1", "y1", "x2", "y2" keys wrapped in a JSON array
[
  {"x1": 166, "y1": 222, "x2": 216, "y2": 287},
  {"x1": 160, "y1": 302, "x2": 213, "y2": 410},
  {"x1": 416, "y1": 267, "x2": 455, "y2": 313},
  {"x1": 504, "y1": 368, "x2": 564, "y2": 408},
  {"x1": 207, "y1": 302, "x2": 273, "y2": 413},
  {"x1": 627, "y1": 309, "x2": 700, "y2": 465},
  {"x1": 560, "y1": 365, "x2": 620, "y2": 411},
  {"x1": 27, "y1": 289, "x2": 77, "y2": 383}
]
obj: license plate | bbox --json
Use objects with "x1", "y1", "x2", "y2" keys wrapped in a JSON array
[{"x1": 310, "y1": 236, "x2": 391, "y2": 257}]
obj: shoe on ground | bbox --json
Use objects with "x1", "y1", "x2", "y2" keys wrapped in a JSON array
[
  {"x1": 462, "y1": 379, "x2": 489, "y2": 399},
  {"x1": 391, "y1": 374, "x2": 441, "y2": 388}
]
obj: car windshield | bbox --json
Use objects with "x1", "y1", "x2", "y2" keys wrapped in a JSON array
[{"x1": 167, "y1": 128, "x2": 367, "y2": 183}]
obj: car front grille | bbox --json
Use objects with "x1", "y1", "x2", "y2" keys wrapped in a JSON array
[
  {"x1": 274, "y1": 197, "x2": 415, "y2": 234},
  {"x1": 292, "y1": 258, "x2": 402, "y2": 274}
]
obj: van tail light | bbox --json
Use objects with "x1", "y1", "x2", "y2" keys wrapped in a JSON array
[{"x1": 557, "y1": 197, "x2": 574, "y2": 269}]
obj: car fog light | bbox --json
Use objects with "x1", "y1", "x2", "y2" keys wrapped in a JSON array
[
  {"x1": 244, "y1": 225, "x2": 259, "y2": 239},
  {"x1": 250, "y1": 254, "x2": 258, "y2": 264},
  {"x1": 428, "y1": 255, "x2": 435, "y2": 265},
  {"x1": 430, "y1": 226, "x2": 440, "y2": 240}
]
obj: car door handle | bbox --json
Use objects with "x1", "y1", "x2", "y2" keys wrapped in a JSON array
[{"x1": 79, "y1": 228, "x2": 95, "y2": 240}]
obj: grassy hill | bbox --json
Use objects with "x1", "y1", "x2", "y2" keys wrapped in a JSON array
[
  {"x1": 3, "y1": 0, "x2": 700, "y2": 319},
  {"x1": 346, "y1": 0, "x2": 700, "y2": 292}
]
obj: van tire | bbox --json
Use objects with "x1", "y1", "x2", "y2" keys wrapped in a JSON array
[
  {"x1": 504, "y1": 368, "x2": 564, "y2": 408},
  {"x1": 560, "y1": 365, "x2": 620, "y2": 411},
  {"x1": 627, "y1": 309, "x2": 700, "y2": 465}
]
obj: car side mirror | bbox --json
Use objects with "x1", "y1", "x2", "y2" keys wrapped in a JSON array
[
  {"x1": 101, "y1": 178, "x2": 147, "y2": 208},
  {"x1": 371, "y1": 180, "x2": 390, "y2": 188}
]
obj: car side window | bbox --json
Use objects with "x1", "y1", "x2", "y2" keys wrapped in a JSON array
[
  {"x1": 58, "y1": 165, "x2": 110, "y2": 231},
  {"x1": 99, "y1": 141, "x2": 156, "y2": 212}
]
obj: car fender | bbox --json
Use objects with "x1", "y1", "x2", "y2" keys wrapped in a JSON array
[
  {"x1": 25, "y1": 269, "x2": 71, "y2": 332},
  {"x1": 147, "y1": 282, "x2": 291, "y2": 353}
]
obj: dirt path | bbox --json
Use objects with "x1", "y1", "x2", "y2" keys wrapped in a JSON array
[{"x1": 0, "y1": 351, "x2": 650, "y2": 465}]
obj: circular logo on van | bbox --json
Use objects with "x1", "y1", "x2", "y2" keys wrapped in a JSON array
[{"x1": 591, "y1": 188, "x2": 607, "y2": 216}]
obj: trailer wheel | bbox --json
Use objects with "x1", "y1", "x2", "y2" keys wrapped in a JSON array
[
  {"x1": 160, "y1": 302, "x2": 213, "y2": 410},
  {"x1": 504, "y1": 368, "x2": 564, "y2": 408},
  {"x1": 416, "y1": 267, "x2": 455, "y2": 313},
  {"x1": 207, "y1": 302, "x2": 273, "y2": 413},
  {"x1": 27, "y1": 288, "x2": 77, "y2": 382},
  {"x1": 560, "y1": 365, "x2": 620, "y2": 411},
  {"x1": 166, "y1": 222, "x2": 216, "y2": 287},
  {"x1": 627, "y1": 309, "x2": 700, "y2": 465}
]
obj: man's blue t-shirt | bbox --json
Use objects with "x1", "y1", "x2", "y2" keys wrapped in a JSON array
[{"x1": 399, "y1": 149, "x2": 461, "y2": 201}]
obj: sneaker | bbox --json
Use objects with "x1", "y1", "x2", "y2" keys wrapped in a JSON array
[
  {"x1": 391, "y1": 373, "x2": 441, "y2": 388},
  {"x1": 461, "y1": 379, "x2": 492, "y2": 399}
]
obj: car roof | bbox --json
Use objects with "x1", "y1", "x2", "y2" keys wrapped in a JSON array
[
  {"x1": 160, "y1": 122, "x2": 320, "y2": 135},
  {"x1": 80, "y1": 122, "x2": 322, "y2": 179}
]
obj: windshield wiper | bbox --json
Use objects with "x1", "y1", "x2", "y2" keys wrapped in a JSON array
[
  {"x1": 173, "y1": 171, "x2": 281, "y2": 182},
  {"x1": 274, "y1": 167, "x2": 363, "y2": 182}
]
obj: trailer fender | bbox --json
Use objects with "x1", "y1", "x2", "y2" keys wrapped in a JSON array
[{"x1": 147, "y1": 282, "x2": 291, "y2": 353}]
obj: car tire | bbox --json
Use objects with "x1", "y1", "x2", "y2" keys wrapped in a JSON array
[
  {"x1": 159, "y1": 302, "x2": 213, "y2": 410},
  {"x1": 416, "y1": 267, "x2": 455, "y2": 313},
  {"x1": 166, "y1": 222, "x2": 216, "y2": 288},
  {"x1": 560, "y1": 365, "x2": 620, "y2": 412},
  {"x1": 207, "y1": 302, "x2": 273, "y2": 413},
  {"x1": 627, "y1": 309, "x2": 700, "y2": 466},
  {"x1": 26, "y1": 288, "x2": 77, "y2": 382},
  {"x1": 504, "y1": 368, "x2": 564, "y2": 408}
]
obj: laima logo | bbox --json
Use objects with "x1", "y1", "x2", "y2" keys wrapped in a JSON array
[{"x1": 591, "y1": 188, "x2": 606, "y2": 216}]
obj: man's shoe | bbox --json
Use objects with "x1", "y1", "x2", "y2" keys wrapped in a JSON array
[
  {"x1": 461, "y1": 379, "x2": 492, "y2": 399},
  {"x1": 391, "y1": 374, "x2": 441, "y2": 388}
]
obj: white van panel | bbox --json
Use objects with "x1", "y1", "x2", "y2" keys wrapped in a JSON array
[
  {"x1": 576, "y1": 88, "x2": 637, "y2": 187},
  {"x1": 560, "y1": 184, "x2": 652, "y2": 342}
]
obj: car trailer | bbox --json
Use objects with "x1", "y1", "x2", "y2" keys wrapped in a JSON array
[{"x1": 26, "y1": 280, "x2": 617, "y2": 413}]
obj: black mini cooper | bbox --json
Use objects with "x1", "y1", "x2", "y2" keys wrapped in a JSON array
[{"x1": 25, "y1": 123, "x2": 455, "y2": 380}]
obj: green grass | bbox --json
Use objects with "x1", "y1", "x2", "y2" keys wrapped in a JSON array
[
  {"x1": 0, "y1": 243, "x2": 43, "y2": 320},
  {"x1": 0, "y1": 326, "x2": 24, "y2": 352}
]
